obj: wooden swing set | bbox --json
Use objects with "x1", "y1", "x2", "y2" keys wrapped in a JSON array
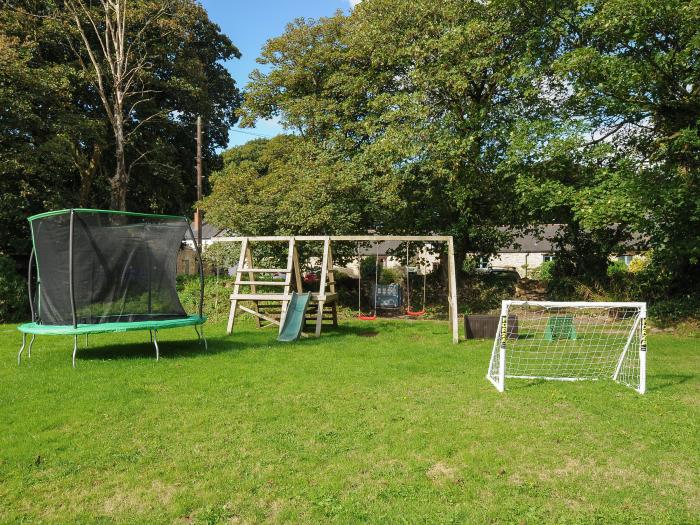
[{"x1": 213, "y1": 235, "x2": 459, "y2": 344}]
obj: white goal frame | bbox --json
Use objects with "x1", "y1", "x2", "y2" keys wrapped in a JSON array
[{"x1": 487, "y1": 300, "x2": 647, "y2": 394}]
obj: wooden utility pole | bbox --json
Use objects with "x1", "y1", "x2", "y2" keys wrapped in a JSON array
[{"x1": 195, "y1": 115, "x2": 203, "y2": 249}]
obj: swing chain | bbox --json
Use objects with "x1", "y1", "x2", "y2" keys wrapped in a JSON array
[
  {"x1": 357, "y1": 241, "x2": 379, "y2": 320},
  {"x1": 405, "y1": 241, "x2": 427, "y2": 316}
]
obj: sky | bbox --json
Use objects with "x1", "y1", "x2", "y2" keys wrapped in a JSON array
[{"x1": 199, "y1": 0, "x2": 357, "y2": 148}]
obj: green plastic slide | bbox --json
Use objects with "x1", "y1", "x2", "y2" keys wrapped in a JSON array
[{"x1": 277, "y1": 292, "x2": 312, "y2": 342}]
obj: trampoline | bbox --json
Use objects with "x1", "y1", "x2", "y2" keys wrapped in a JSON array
[{"x1": 17, "y1": 208, "x2": 206, "y2": 367}]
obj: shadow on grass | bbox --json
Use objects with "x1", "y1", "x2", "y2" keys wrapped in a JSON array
[
  {"x1": 500, "y1": 373, "x2": 696, "y2": 393},
  {"x1": 647, "y1": 373, "x2": 695, "y2": 392},
  {"x1": 71, "y1": 320, "x2": 452, "y2": 362},
  {"x1": 504, "y1": 378, "x2": 549, "y2": 390},
  {"x1": 75, "y1": 333, "x2": 273, "y2": 362},
  {"x1": 300, "y1": 322, "x2": 448, "y2": 340}
]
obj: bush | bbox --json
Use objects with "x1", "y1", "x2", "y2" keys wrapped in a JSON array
[
  {"x1": 606, "y1": 260, "x2": 629, "y2": 279},
  {"x1": 360, "y1": 255, "x2": 382, "y2": 282},
  {"x1": 0, "y1": 256, "x2": 28, "y2": 322},
  {"x1": 461, "y1": 273, "x2": 517, "y2": 314},
  {"x1": 461, "y1": 256, "x2": 479, "y2": 274},
  {"x1": 648, "y1": 295, "x2": 700, "y2": 327},
  {"x1": 333, "y1": 272, "x2": 359, "y2": 308},
  {"x1": 627, "y1": 254, "x2": 649, "y2": 274},
  {"x1": 177, "y1": 275, "x2": 233, "y2": 322},
  {"x1": 530, "y1": 260, "x2": 555, "y2": 282},
  {"x1": 380, "y1": 267, "x2": 404, "y2": 285}
]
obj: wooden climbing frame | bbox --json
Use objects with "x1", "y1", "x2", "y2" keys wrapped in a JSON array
[{"x1": 225, "y1": 236, "x2": 338, "y2": 338}]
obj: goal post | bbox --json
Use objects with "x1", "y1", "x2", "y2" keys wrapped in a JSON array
[{"x1": 487, "y1": 301, "x2": 647, "y2": 394}]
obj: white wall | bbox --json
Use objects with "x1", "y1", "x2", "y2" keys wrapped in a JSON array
[
  {"x1": 469, "y1": 252, "x2": 549, "y2": 278},
  {"x1": 490, "y1": 252, "x2": 547, "y2": 277},
  {"x1": 338, "y1": 248, "x2": 440, "y2": 278}
]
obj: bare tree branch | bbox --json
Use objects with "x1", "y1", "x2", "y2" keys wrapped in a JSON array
[{"x1": 60, "y1": 0, "x2": 172, "y2": 209}]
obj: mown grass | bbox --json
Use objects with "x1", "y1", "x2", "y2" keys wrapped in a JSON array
[{"x1": 0, "y1": 319, "x2": 698, "y2": 524}]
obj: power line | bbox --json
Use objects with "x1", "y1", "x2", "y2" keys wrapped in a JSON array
[{"x1": 230, "y1": 128, "x2": 276, "y2": 138}]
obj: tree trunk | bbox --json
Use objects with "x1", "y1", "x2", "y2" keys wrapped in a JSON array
[
  {"x1": 110, "y1": 112, "x2": 128, "y2": 210},
  {"x1": 78, "y1": 144, "x2": 101, "y2": 207}
]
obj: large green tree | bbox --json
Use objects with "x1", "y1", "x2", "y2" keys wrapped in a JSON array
[
  {"x1": 1, "y1": 0, "x2": 241, "y2": 264},
  {"x1": 511, "y1": 0, "x2": 700, "y2": 292},
  {"x1": 235, "y1": 0, "x2": 564, "y2": 268},
  {"x1": 202, "y1": 135, "x2": 365, "y2": 236}
]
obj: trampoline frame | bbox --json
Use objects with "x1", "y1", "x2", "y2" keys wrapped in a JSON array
[{"x1": 17, "y1": 208, "x2": 207, "y2": 367}]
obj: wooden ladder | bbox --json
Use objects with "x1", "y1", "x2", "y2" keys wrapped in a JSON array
[{"x1": 226, "y1": 237, "x2": 301, "y2": 336}]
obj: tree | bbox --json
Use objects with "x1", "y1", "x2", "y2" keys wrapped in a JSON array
[
  {"x1": 61, "y1": 0, "x2": 238, "y2": 210},
  {"x1": 2, "y1": 0, "x2": 241, "y2": 267},
  {"x1": 510, "y1": 0, "x2": 700, "y2": 293},
  {"x1": 237, "y1": 0, "x2": 564, "y2": 269},
  {"x1": 202, "y1": 135, "x2": 366, "y2": 236},
  {"x1": 0, "y1": 3, "x2": 83, "y2": 262}
]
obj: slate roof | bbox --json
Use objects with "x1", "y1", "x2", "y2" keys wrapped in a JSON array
[
  {"x1": 496, "y1": 224, "x2": 644, "y2": 253},
  {"x1": 497, "y1": 224, "x2": 563, "y2": 253},
  {"x1": 189, "y1": 222, "x2": 231, "y2": 240}
]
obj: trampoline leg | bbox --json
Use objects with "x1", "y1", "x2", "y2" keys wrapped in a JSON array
[
  {"x1": 149, "y1": 330, "x2": 153, "y2": 343},
  {"x1": 72, "y1": 335, "x2": 78, "y2": 368},
  {"x1": 195, "y1": 325, "x2": 207, "y2": 350},
  {"x1": 85, "y1": 334, "x2": 89, "y2": 348},
  {"x1": 28, "y1": 334, "x2": 36, "y2": 361},
  {"x1": 153, "y1": 330, "x2": 160, "y2": 361},
  {"x1": 18, "y1": 333, "x2": 26, "y2": 366}
]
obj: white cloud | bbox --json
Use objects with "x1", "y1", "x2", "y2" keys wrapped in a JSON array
[{"x1": 348, "y1": 0, "x2": 362, "y2": 7}]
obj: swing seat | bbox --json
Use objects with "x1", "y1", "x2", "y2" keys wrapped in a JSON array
[
  {"x1": 358, "y1": 314, "x2": 377, "y2": 321},
  {"x1": 406, "y1": 308, "x2": 425, "y2": 317}
]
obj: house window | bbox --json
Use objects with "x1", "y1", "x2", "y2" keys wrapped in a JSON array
[
  {"x1": 617, "y1": 255, "x2": 634, "y2": 265},
  {"x1": 543, "y1": 254, "x2": 555, "y2": 262},
  {"x1": 477, "y1": 256, "x2": 490, "y2": 269}
]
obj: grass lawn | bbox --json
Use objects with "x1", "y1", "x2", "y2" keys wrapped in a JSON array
[{"x1": 1, "y1": 319, "x2": 698, "y2": 524}]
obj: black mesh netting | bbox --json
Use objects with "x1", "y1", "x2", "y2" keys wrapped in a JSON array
[{"x1": 31, "y1": 210, "x2": 192, "y2": 325}]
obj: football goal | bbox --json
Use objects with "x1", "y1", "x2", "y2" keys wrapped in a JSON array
[{"x1": 487, "y1": 301, "x2": 647, "y2": 394}]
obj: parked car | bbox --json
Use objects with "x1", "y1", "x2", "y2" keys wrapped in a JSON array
[{"x1": 476, "y1": 265, "x2": 520, "y2": 279}]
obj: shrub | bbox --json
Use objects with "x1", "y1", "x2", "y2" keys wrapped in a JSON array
[
  {"x1": 607, "y1": 259, "x2": 629, "y2": 279},
  {"x1": 360, "y1": 255, "x2": 382, "y2": 282},
  {"x1": 532, "y1": 260, "x2": 555, "y2": 282},
  {"x1": 177, "y1": 275, "x2": 232, "y2": 322},
  {"x1": 333, "y1": 272, "x2": 359, "y2": 308},
  {"x1": 627, "y1": 254, "x2": 649, "y2": 274},
  {"x1": 461, "y1": 272, "x2": 517, "y2": 314},
  {"x1": 0, "y1": 256, "x2": 28, "y2": 322},
  {"x1": 380, "y1": 267, "x2": 404, "y2": 285},
  {"x1": 461, "y1": 256, "x2": 479, "y2": 274},
  {"x1": 648, "y1": 295, "x2": 700, "y2": 327}
]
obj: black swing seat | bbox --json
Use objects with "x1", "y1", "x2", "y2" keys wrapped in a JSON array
[{"x1": 374, "y1": 283, "x2": 403, "y2": 309}]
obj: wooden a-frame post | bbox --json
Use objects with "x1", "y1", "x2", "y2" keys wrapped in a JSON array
[
  {"x1": 226, "y1": 237, "x2": 249, "y2": 335},
  {"x1": 447, "y1": 236, "x2": 459, "y2": 344}
]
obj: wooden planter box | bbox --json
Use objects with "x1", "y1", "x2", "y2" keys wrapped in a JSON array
[{"x1": 464, "y1": 315, "x2": 518, "y2": 340}]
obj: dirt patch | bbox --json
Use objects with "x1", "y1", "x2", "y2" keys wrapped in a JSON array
[
  {"x1": 151, "y1": 480, "x2": 177, "y2": 506},
  {"x1": 426, "y1": 462, "x2": 459, "y2": 485},
  {"x1": 102, "y1": 490, "x2": 141, "y2": 516}
]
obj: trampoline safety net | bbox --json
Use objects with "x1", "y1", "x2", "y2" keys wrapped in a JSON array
[{"x1": 30, "y1": 209, "x2": 194, "y2": 325}]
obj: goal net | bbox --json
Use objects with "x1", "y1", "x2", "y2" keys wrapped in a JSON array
[{"x1": 487, "y1": 301, "x2": 647, "y2": 394}]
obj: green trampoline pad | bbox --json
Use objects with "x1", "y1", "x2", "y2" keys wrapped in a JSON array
[{"x1": 18, "y1": 315, "x2": 206, "y2": 336}]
